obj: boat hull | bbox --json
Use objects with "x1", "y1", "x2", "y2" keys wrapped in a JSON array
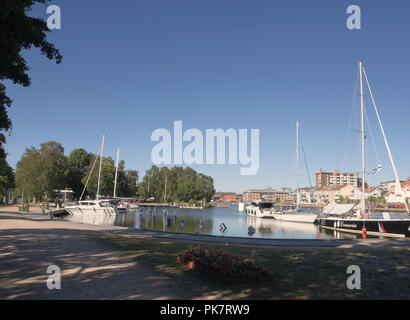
[
  {"x1": 272, "y1": 213, "x2": 317, "y2": 223},
  {"x1": 65, "y1": 207, "x2": 118, "y2": 216},
  {"x1": 320, "y1": 218, "x2": 410, "y2": 238}
]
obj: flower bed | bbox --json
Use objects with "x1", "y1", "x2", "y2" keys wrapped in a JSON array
[{"x1": 177, "y1": 246, "x2": 270, "y2": 282}]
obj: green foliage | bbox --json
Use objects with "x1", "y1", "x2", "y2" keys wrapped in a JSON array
[
  {"x1": 81, "y1": 157, "x2": 140, "y2": 199},
  {"x1": 0, "y1": 145, "x2": 14, "y2": 199},
  {"x1": 367, "y1": 196, "x2": 386, "y2": 204},
  {"x1": 81, "y1": 156, "x2": 115, "y2": 199},
  {"x1": 14, "y1": 141, "x2": 139, "y2": 201},
  {"x1": 65, "y1": 149, "x2": 92, "y2": 198},
  {"x1": 0, "y1": 0, "x2": 62, "y2": 145},
  {"x1": 0, "y1": 1, "x2": 62, "y2": 200},
  {"x1": 116, "y1": 163, "x2": 139, "y2": 197},
  {"x1": 0, "y1": 84, "x2": 12, "y2": 145},
  {"x1": 138, "y1": 165, "x2": 215, "y2": 203},
  {"x1": 15, "y1": 141, "x2": 66, "y2": 200}
]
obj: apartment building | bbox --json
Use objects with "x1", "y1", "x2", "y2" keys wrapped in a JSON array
[
  {"x1": 242, "y1": 190, "x2": 262, "y2": 203},
  {"x1": 316, "y1": 170, "x2": 362, "y2": 188},
  {"x1": 314, "y1": 184, "x2": 355, "y2": 205}
]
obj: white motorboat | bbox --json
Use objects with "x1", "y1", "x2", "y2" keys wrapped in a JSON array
[
  {"x1": 246, "y1": 201, "x2": 275, "y2": 218},
  {"x1": 66, "y1": 135, "x2": 120, "y2": 217},
  {"x1": 65, "y1": 199, "x2": 119, "y2": 216}
]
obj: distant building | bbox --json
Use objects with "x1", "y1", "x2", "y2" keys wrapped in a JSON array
[
  {"x1": 297, "y1": 187, "x2": 314, "y2": 204},
  {"x1": 260, "y1": 188, "x2": 277, "y2": 201},
  {"x1": 316, "y1": 169, "x2": 362, "y2": 188},
  {"x1": 384, "y1": 180, "x2": 410, "y2": 203},
  {"x1": 365, "y1": 186, "x2": 385, "y2": 198},
  {"x1": 314, "y1": 185, "x2": 355, "y2": 205},
  {"x1": 348, "y1": 186, "x2": 385, "y2": 201},
  {"x1": 379, "y1": 180, "x2": 403, "y2": 192},
  {"x1": 53, "y1": 189, "x2": 74, "y2": 202},
  {"x1": 275, "y1": 191, "x2": 294, "y2": 203},
  {"x1": 214, "y1": 192, "x2": 241, "y2": 202},
  {"x1": 242, "y1": 190, "x2": 262, "y2": 203}
]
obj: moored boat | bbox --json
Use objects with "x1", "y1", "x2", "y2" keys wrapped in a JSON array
[
  {"x1": 319, "y1": 61, "x2": 410, "y2": 238},
  {"x1": 272, "y1": 208, "x2": 318, "y2": 223},
  {"x1": 246, "y1": 201, "x2": 275, "y2": 218},
  {"x1": 320, "y1": 204, "x2": 410, "y2": 238},
  {"x1": 65, "y1": 199, "x2": 119, "y2": 216}
]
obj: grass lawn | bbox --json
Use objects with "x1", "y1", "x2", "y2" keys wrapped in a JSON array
[{"x1": 92, "y1": 233, "x2": 410, "y2": 299}]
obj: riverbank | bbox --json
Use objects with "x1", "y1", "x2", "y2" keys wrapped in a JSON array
[{"x1": 0, "y1": 208, "x2": 409, "y2": 299}]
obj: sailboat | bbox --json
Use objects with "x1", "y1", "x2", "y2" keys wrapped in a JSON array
[
  {"x1": 65, "y1": 135, "x2": 120, "y2": 216},
  {"x1": 271, "y1": 121, "x2": 318, "y2": 223},
  {"x1": 320, "y1": 61, "x2": 410, "y2": 238}
]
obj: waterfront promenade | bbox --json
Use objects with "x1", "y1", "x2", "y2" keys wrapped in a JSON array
[{"x1": 1, "y1": 206, "x2": 409, "y2": 299}]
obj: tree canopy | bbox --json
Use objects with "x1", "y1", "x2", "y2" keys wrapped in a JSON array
[
  {"x1": 0, "y1": 1, "x2": 62, "y2": 199},
  {"x1": 14, "y1": 141, "x2": 140, "y2": 201},
  {"x1": 0, "y1": 0, "x2": 62, "y2": 144},
  {"x1": 0, "y1": 145, "x2": 14, "y2": 200},
  {"x1": 15, "y1": 141, "x2": 66, "y2": 200},
  {"x1": 138, "y1": 165, "x2": 215, "y2": 203}
]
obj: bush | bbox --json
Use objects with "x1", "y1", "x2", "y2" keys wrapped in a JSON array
[{"x1": 177, "y1": 246, "x2": 270, "y2": 281}]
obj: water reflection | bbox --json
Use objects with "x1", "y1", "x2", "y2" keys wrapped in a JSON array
[{"x1": 62, "y1": 206, "x2": 379, "y2": 240}]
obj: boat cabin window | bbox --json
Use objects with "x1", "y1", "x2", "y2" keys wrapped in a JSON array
[
  {"x1": 259, "y1": 202, "x2": 273, "y2": 209},
  {"x1": 99, "y1": 201, "x2": 112, "y2": 207},
  {"x1": 79, "y1": 202, "x2": 88, "y2": 206},
  {"x1": 88, "y1": 202, "x2": 95, "y2": 206}
]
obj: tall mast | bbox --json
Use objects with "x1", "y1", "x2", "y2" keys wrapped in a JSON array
[
  {"x1": 296, "y1": 121, "x2": 299, "y2": 209},
  {"x1": 113, "y1": 148, "x2": 120, "y2": 198},
  {"x1": 362, "y1": 67, "x2": 410, "y2": 213},
  {"x1": 96, "y1": 134, "x2": 105, "y2": 200},
  {"x1": 359, "y1": 60, "x2": 366, "y2": 215},
  {"x1": 164, "y1": 174, "x2": 167, "y2": 202}
]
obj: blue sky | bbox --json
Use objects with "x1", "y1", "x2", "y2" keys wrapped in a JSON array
[{"x1": 4, "y1": 0, "x2": 410, "y2": 193}]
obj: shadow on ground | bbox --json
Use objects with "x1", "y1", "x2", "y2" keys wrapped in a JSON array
[{"x1": 0, "y1": 227, "x2": 185, "y2": 300}]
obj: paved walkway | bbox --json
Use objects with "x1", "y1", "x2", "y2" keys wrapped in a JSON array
[{"x1": 0, "y1": 210, "x2": 185, "y2": 300}]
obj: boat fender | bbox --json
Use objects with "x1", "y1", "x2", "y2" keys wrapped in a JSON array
[
  {"x1": 180, "y1": 220, "x2": 184, "y2": 230},
  {"x1": 362, "y1": 227, "x2": 367, "y2": 233}
]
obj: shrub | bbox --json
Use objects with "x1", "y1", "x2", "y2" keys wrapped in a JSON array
[{"x1": 177, "y1": 246, "x2": 270, "y2": 281}]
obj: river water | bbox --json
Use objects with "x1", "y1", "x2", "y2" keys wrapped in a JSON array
[{"x1": 62, "y1": 205, "x2": 384, "y2": 240}]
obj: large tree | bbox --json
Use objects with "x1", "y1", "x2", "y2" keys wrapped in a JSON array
[
  {"x1": 15, "y1": 141, "x2": 66, "y2": 200},
  {"x1": 81, "y1": 156, "x2": 116, "y2": 199},
  {"x1": 0, "y1": 0, "x2": 62, "y2": 145},
  {"x1": 115, "y1": 160, "x2": 139, "y2": 198},
  {"x1": 0, "y1": 1, "x2": 62, "y2": 197},
  {"x1": 0, "y1": 145, "x2": 14, "y2": 202},
  {"x1": 65, "y1": 148, "x2": 92, "y2": 199}
]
